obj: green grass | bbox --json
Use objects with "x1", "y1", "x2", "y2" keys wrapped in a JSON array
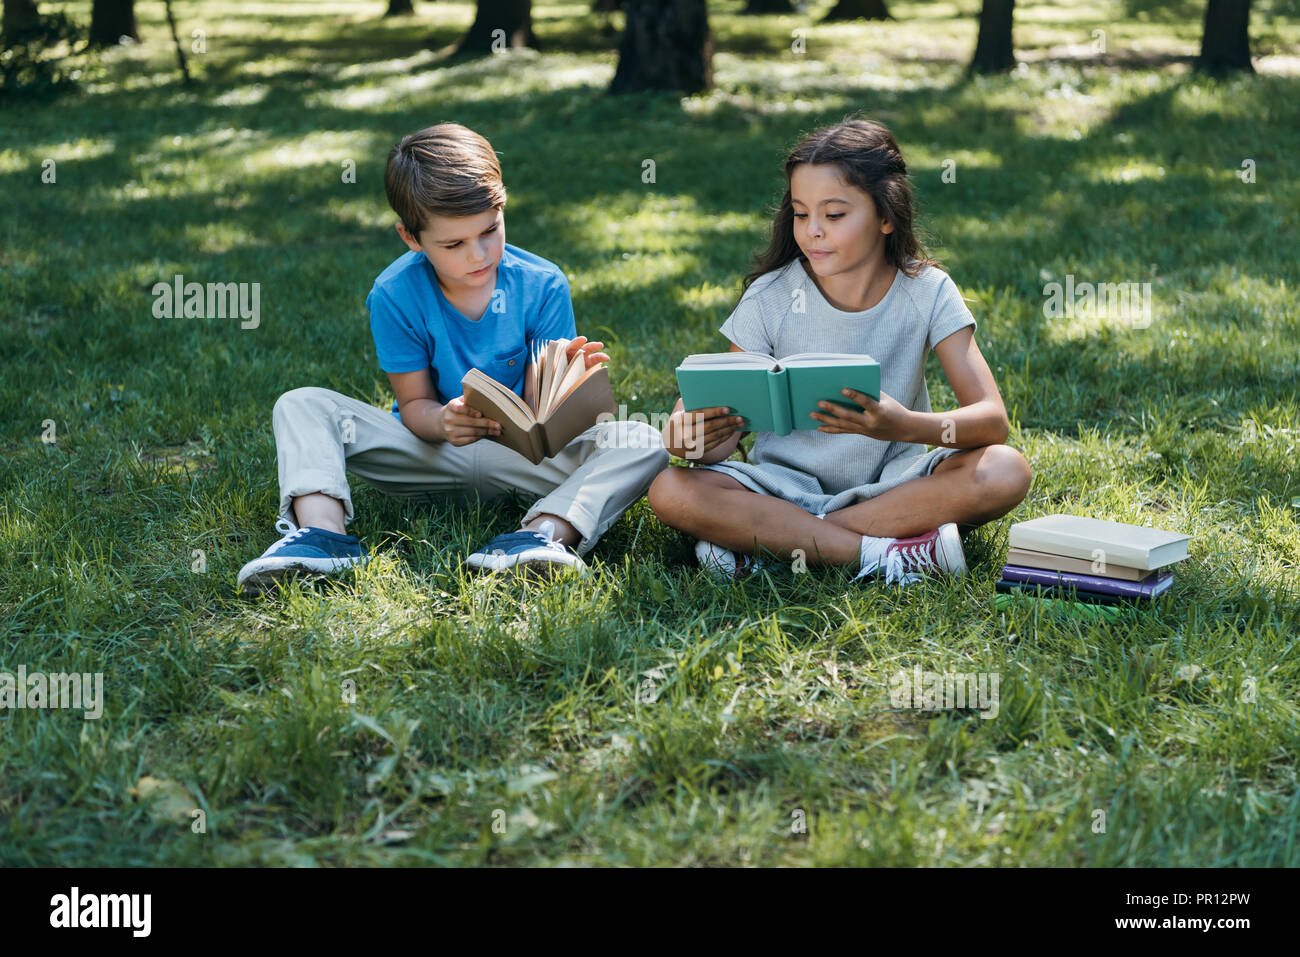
[{"x1": 1, "y1": 0, "x2": 1297, "y2": 866}]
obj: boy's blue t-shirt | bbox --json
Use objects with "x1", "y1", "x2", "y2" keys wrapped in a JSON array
[{"x1": 366, "y1": 243, "x2": 577, "y2": 418}]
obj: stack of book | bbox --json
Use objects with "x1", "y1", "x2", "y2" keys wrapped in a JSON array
[{"x1": 997, "y1": 515, "x2": 1191, "y2": 617}]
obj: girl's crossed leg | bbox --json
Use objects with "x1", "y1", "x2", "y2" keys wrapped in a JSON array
[{"x1": 647, "y1": 444, "x2": 1031, "y2": 567}]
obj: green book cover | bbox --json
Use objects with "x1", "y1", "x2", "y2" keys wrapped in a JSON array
[
  {"x1": 786, "y1": 363, "x2": 881, "y2": 429},
  {"x1": 675, "y1": 353, "x2": 880, "y2": 436},
  {"x1": 675, "y1": 366, "x2": 785, "y2": 433},
  {"x1": 993, "y1": 591, "x2": 1130, "y2": 622}
]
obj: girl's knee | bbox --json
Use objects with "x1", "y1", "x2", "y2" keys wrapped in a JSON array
[
  {"x1": 648, "y1": 467, "x2": 696, "y2": 522},
  {"x1": 979, "y1": 444, "x2": 1032, "y2": 506}
]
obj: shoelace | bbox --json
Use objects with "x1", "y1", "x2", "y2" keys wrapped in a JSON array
[
  {"x1": 267, "y1": 518, "x2": 309, "y2": 555},
  {"x1": 881, "y1": 542, "x2": 937, "y2": 586},
  {"x1": 532, "y1": 519, "x2": 568, "y2": 553}
]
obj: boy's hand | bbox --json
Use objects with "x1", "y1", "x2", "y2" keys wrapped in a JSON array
[
  {"x1": 439, "y1": 395, "x2": 501, "y2": 446},
  {"x1": 565, "y1": 335, "x2": 610, "y2": 368},
  {"x1": 810, "y1": 388, "x2": 912, "y2": 442},
  {"x1": 663, "y1": 406, "x2": 743, "y2": 460}
]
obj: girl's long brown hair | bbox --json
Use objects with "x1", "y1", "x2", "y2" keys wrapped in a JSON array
[{"x1": 744, "y1": 118, "x2": 939, "y2": 290}]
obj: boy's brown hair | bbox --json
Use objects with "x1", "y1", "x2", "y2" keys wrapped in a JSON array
[{"x1": 384, "y1": 123, "x2": 507, "y2": 239}]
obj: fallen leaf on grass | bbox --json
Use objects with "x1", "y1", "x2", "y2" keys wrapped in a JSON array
[{"x1": 129, "y1": 775, "x2": 196, "y2": 823}]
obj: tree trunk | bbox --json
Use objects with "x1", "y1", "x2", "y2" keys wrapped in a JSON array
[
  {"x1": 385, "y1": 0, "x2": 415, "y2": 16},
  {"x1": 163, "y1": 0, "x2": 191, "y2": 84},
  {"x1": 3, "y1": 0, "x2": 41, "y2": 40},
  {"x1": 821, "y1": 0, "x2": 889, "y2": 21},
  {"x1": 745, "y1": 0, "x2": 796, "y2": 14},
  {"x1": 610, "y1": 0, "x2": 712, "y2": 94},
  {"x1": 456, "y1": 0, "x2": 535, "y2": 54},
  {"x1": 969, "y1": 0, "x2": 1015, "y2": 74},
  {"x1": 1196, "y1": 0, "x2": 1253, "y2": 75},
  {"x1": 89, "y1": 0, "x2": 139, "y2": 45}
]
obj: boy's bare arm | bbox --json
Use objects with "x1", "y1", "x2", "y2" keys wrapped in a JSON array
[{"x1": 386, "y1": 370, "x2": 500, "y2": 445}]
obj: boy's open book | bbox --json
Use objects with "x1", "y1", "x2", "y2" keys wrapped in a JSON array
[
  {"x1": 462, "y1": 338, "x2": 616, "y2": 465},
  {"x1": 675, "y1": 352, "x2": 881, "y2": 435}
]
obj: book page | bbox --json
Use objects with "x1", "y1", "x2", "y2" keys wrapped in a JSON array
[
  {"x1": 547, "y1": 339, "x2": 574, "y2": 412},
  {"x1": 524, "y1": 341, "x2": 541, "y2": 414},
  {"x1": 781, "y1": 353, "x2": 878, "y2": 367},
  {"x1": 462, "y1": 370, "x2": 535, "y2": 430},
  {"x1": 543, "y1": 352, "x2": 593, "y2": 418},
  {"x1": 538, "y1": 339, "x2": 567, "y2": 416},
  {"x1": 679, "y1": 351, "x2": 779, "y2": 370}
]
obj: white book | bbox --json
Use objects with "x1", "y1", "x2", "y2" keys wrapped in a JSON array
[{"x1": 1008, "y1": 514, "x2": 1190, "y2": 571}]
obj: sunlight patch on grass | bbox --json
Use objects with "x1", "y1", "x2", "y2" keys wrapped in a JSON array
[
  {"x1": 236, "y1": 131, "x2": 376, "y2": 175},
  {"x1": 211, "y1": 84, "x2": 271, "y2": 107},
  {"x1": 1039, "y1": 304, "x2": 1159, "y2": 344},
  {"x1": 230, "y1": 57, "x2": 334, "y2": 80},
  {"x1": 1170, "y1": 79, "x2": 1271, "y2": 119},
  {"x1": 332, "y1": 48, "x2": 446, "y2": 82},
  {"x1": 674, "y1": 282, "x2": 747, "y2": 315},
  {"x1": 905, "y1": 145, "x2": 1006, "y2": 171},
  {"x1": 1091, "y1": 158, "x2": 1169, "y2": 184},
  {"x1": 179, "y1": 221, "x2": 261, "y2": 254},
  {"x1": 555, "y1": 194, "x2": 757, "y2": 257},
  {"x1": 310, "y1": 51, "x2": 611, "y2": 111},
  {"x1": 0, "y1": 136, "x2": 115, "y2": 174}
]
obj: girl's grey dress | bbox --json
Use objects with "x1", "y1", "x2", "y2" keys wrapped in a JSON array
[{"x1": 700, "y1": 259, "x2": 978, "y2": 517}]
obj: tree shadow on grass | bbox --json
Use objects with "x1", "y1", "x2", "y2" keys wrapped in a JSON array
[{"x1": 4, "y1": 57, "x2": 1297, "y2": 544}]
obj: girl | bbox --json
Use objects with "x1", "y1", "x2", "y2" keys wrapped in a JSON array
[{"x1": 649, "y1": 119, "x2": 1032, "y2": 585}]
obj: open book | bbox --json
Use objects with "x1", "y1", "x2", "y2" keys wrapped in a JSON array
[
  {"x1": 675, "y1": 352, "x2": 881, "y2": 436},
  {"x1": 462, "y1": 338, "x2": 616, "y2": 465}
]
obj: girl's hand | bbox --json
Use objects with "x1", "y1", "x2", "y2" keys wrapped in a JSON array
[
  {"x1": 810, "y1": 388, "x2": 912, "y2": 442},
  {"x1": 565, "y1": 335, "x2": 610, "y2": 368},
  {"x1": 439, "y1": 395, "x2": 501, "y2": 446},
  {"x1": 663, "y1": 406, "x2": 744, "y2": 460}
]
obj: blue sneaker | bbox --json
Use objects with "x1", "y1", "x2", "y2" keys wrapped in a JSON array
[
  {"x1": 466, "y1": 520, "x2": 587, "y2": 576},
  {"x1": 237, "y1": 518, "x2": 367, "y2": 593}
]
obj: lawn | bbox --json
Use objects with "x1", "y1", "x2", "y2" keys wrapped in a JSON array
[{"x1": 1, "y1": 0, "x2": 1297, "y2": 866}]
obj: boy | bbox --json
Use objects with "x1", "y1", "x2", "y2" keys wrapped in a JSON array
[{"x1": 237, "y1": 123, "x2": 667, "y2": 592}]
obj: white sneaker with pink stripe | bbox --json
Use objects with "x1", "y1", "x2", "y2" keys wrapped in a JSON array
[{"x1": 855, "y1": 523, "x2": 968, "y2": 586}]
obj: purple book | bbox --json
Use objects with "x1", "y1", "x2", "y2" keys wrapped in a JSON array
[{"x1": 1000, "y1": 564, "x2": 1174, "y2": 600}]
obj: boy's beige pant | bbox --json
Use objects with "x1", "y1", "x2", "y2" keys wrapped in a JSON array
[{"x1": 272, "y1": 387, "x2": 669, "y2": 556}]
